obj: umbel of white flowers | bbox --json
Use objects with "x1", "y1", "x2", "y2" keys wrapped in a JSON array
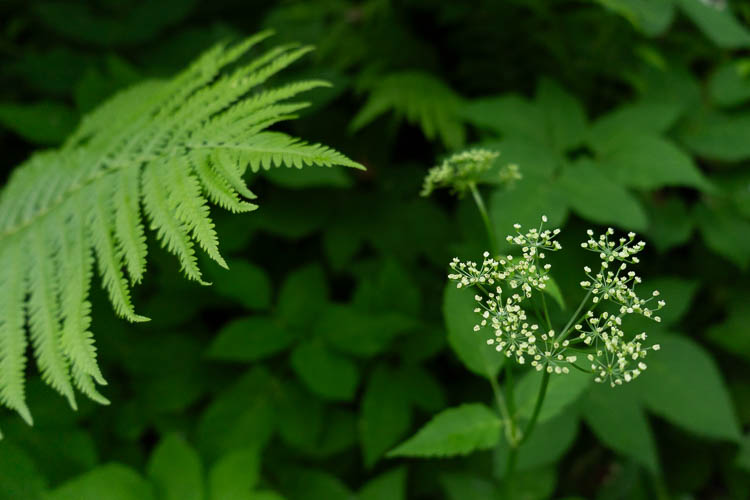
[{"x1": 448, "y1": 218, "x2": 664, "y2": 387}]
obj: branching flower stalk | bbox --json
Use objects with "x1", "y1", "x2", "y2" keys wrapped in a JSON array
[{"x1": 423, "y1": 149, "x2": 664, "y2": 489}]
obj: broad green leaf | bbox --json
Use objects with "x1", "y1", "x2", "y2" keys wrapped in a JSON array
[
  {"x1": 677, "y1": 0, "x2": 750, "y2": 49},
  {"x1": 275, "y1": 381, "x2": 325, "y2": 452},
  {"x1": 582, "y1": 384, "x2": 659, "y2": 472},
  {"x1": 515, "y1": 369, "x2": 591, "y2": 424},
  {"x1": 536, "y1": 79, "x2": 587, "y2": 152},
  {"x1": 495, "y1": 410, "x2": 579, "y2": 473},
  {"x1": 360, "y1": 366, "x2": 412, "y2": 467},
  {"x1": 506, "y1": 467, "x2": 558, "y2": 500},
  {"x1": 462, "y1": 94, "x2": 543, "y2": 143},
  {"x1": 558, "y1": 159, "x2": 648, "y2": 230},
  {"x1": 352, "y1": 259, "x2": 421, "y2": 316},
  {"x1": 205, "y1": 259, "x2": 271, "y2": 310},
  {"x1": 489, "y1": 178, "x2": 568, "y2": 252},
  {"x1": 707, "y1": 305, "x2": 750, "y2": 362},
  {"x1": 290, "y1": 339, "x2": 359, "y2": 400},
  {"x1": 316, "y1": 305, "x2": 416, "y2": 357},
  {"x1": 599, "y1": 135, "x2": 712, "y2": 191},
  {"x1": 0, "y1": 101, "x2": 77, "y2": 144},
  {"x1": 358, "y1": 468, "x2": 407, "y2": 500},
  {"x1": 276, "y1": 468, "x2": 353, "y2": 500},
  {"x1": 196, "y1": 367, "x2": 276, "y2": 460},
  {"x1": 440, "y1": 473, "x2": 498, "y2": 500},
  {"x1": 636, "y1": 334, "x2": 741, "y2": 441},
  {"x1": 388, "y1": 403, "x2": 502, "y2": 458},
  {"x1": 679, "y1": 111, "x2": 750, "y2": 161},
  {"x1": 709, "y1": 61, "x2": 750, "y2": 107},
  {"x1": 46, "y1": 464, "x2": 154, "y2": 500},
  {"x1": 147, "y1": 434, "x2": 204, "y2": 500},
  {"x1": 208, "y1": 447, "x2": 260, "y2": 500},
  {"x1": 400, "y1": 365, "x2": 447, "y2": 413},
  {"x1": 0, "y1": 443, "x2": 46, "y2": 500},
  {"x1": 695, "y1": 202, "x2": 750, "y2": 269},
  {"x1": 644, "y1": 196, "x2": 693, "y2": 253},
  {"x1": 737, "y1": 433, "x2": 750, "y2": 472},
  {"x1": 443, "y1": 284, "x2": 504, "y2": 379},
  {"x1": 639, "y1": 277, "x2": 698, "y2": 326},
  {"x1": 594, "y1": 0, "x2": 675, "y2": 36},
  {"x1": 277, "y1": 265, "x2": 329, "y2": 328},
  {"x1": 587, "y1": 101, "x2": 683, "y2": 154},
  {"x1": 208, "y1": 317, "x2": 296, "y2": 362}
]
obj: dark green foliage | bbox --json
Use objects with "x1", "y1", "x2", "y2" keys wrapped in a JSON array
[{"x1": 1, "y1": 0, "x2": 750, "y2": 499}]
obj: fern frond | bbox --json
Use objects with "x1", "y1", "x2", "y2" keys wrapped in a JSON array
[
  {"x1": 351, "y1": 71, "x2": 467, "y2": 150},
  {"x1": 0, "y1": 33, "x2": 363, "y2": 429}
]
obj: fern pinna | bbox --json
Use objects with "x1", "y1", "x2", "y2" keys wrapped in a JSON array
[{"x1": 0, "y1": 31, "x2": 363, "y2": 434}]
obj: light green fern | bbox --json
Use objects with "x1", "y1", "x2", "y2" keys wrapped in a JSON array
[
  {"x1": 0, "y1": 31, "x2": 363, "y2": 432},
  {"x1": 350, "y1": 71, "x2": 466, "y2": 149}
]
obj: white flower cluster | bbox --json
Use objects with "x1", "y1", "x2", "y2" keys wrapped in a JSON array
[
  {"x1": 575, "y1": 228, "x2": 665, "y2": 387},
  {"x1": 447, "y1": 223, "x2": 665, "y2": 386},
  {"x1": 421, "y1": 149, "x2": 520, "y2": 197},
  {"x1": 575, "y1": 311, "x2": 661, "y2": 387},
  {"x1": 450, "y1": 217, "x2": 573, "y2": 371},
  {"x1": 579, "y1": 229, "x2": 665, "y2": 320}
]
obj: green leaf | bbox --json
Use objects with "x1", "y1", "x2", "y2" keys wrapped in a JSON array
[
  {"x1": 388, "y1": 403, "x2": 502, "y2": 458},
  {"x1": 644, "y1": 196, "x2": 694, "y2": 253},
  {"x1": 205, "y1": 259, "x2": 272, "y2": 311},
  {"x1": 709, "y1": 61, "x2": 750, "y2": 107},
  {"x1": 536, "y1": 79, "x2": 587, "y2": 152},
  {"x1": 276, "y1": 468, "x2": 353, "y2": 500},
  {"x1": 443, "y1": 284, "x2": 504, "y2": 379},
  {"x1": 0, "y1": 443, "x2": 47, "y2": 500},
  {"x1": 208, "y1": 447, "x2": 260, "y2": 500},
  {"x1": 147, "y1": 434, "x2": 204, "y2": 500},
  {"x1": 46, "y1": 464, "x2": 154, "y2": 500},
  {"x1": 640, "y1": 277, "x2": 698, "y2": 326},
  {"x1": 351, "y1": 71, "x2": 466, "y2": 149},
  {"x1": 290, "y1": 339, "x2": 359, "y2": 401},
  {"x1": 440, "y1": 473, "x2": 498, "y2": 500},
  {"x1": 0, "y1": 101, "x2": 77, "y2": 144},
  {"x1": 594, "y1": 0, "x2": 675, "y2": 36},
  {"x1": 489, "y1": 178, "x2": 568, "y2": 252},
  {"x1": 582, "y1": 384, "x2": 660, "y2": 472},
  {"x1": 277, "y1": 265, "x2": 329, "y2": 328},
  {"x1": 495, "y1": 410, "x2": 579, "y2": 473},
  {"x1": 358, "y1": 468, "x2": 407, "y2": 500},
  {"x1": 208, "y1": 316, "x2": 296, "y2": 362},
  {"x1": 558, "y1": 159, "x2": 648, "y2": 230},
  {"x1": 197, "y1": 367, "x2": 276, "y2": 460},
  {"x1": 737, "y1": 433, "x2": 750, "y2": 472},
  {"x1": 677, "y1": 0, "x2": 750, "y2": 49},
  {"x1": 462, "y1": 94, "x2": 543, "y2": 143},
  {"x1": 515, "y1": 369, "x2": 591, "y2": 424},
  {"x1": 316, "y1": 305, "x2": 416, "y2": 358},
  {"x1": 599, "y1": 135, "x2": 712, "y2": 191},
  {"x1": 587, "y1": 101, "x2": 683, "y2": 154},
  {"x1": 679, "y1": 111, "x2": 750, "y2": 161},
  {"x1": 636, "y1": 334, "x2": 741, "y2": 441},
  {"x1": 360, "y1": 366, "x2": 412, "y2": 467},
  {"x1": 695, "y1": 202, "x2": 750, "y2": 269},
  {"x1": 707, "y1": 305, "x2": 750, "y2": 362}
]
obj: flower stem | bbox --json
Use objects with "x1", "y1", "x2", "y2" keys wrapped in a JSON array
[
  {"x1": 469, "y1": 183, "x2": 498, "y2": 255},
  {"x1": 555, "y1": 289, "x2": 593, "y2": 343},
  {"x1": 518, "y1": 367, "x2": 550, "y2": 446}
]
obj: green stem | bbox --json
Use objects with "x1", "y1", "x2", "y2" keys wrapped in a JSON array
[
  {"x1": 555, "y1": 290, "x2": 593, "y2": 343},
  {"x1": 488, "y1": 374, "x2": 514, "y2": 443},
  {"x1": 469, "y1": 183, "x2": 498, "y2": 255},
  {"x1": 518, "y1": 368, "x2": 551, "y2": 446}
]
